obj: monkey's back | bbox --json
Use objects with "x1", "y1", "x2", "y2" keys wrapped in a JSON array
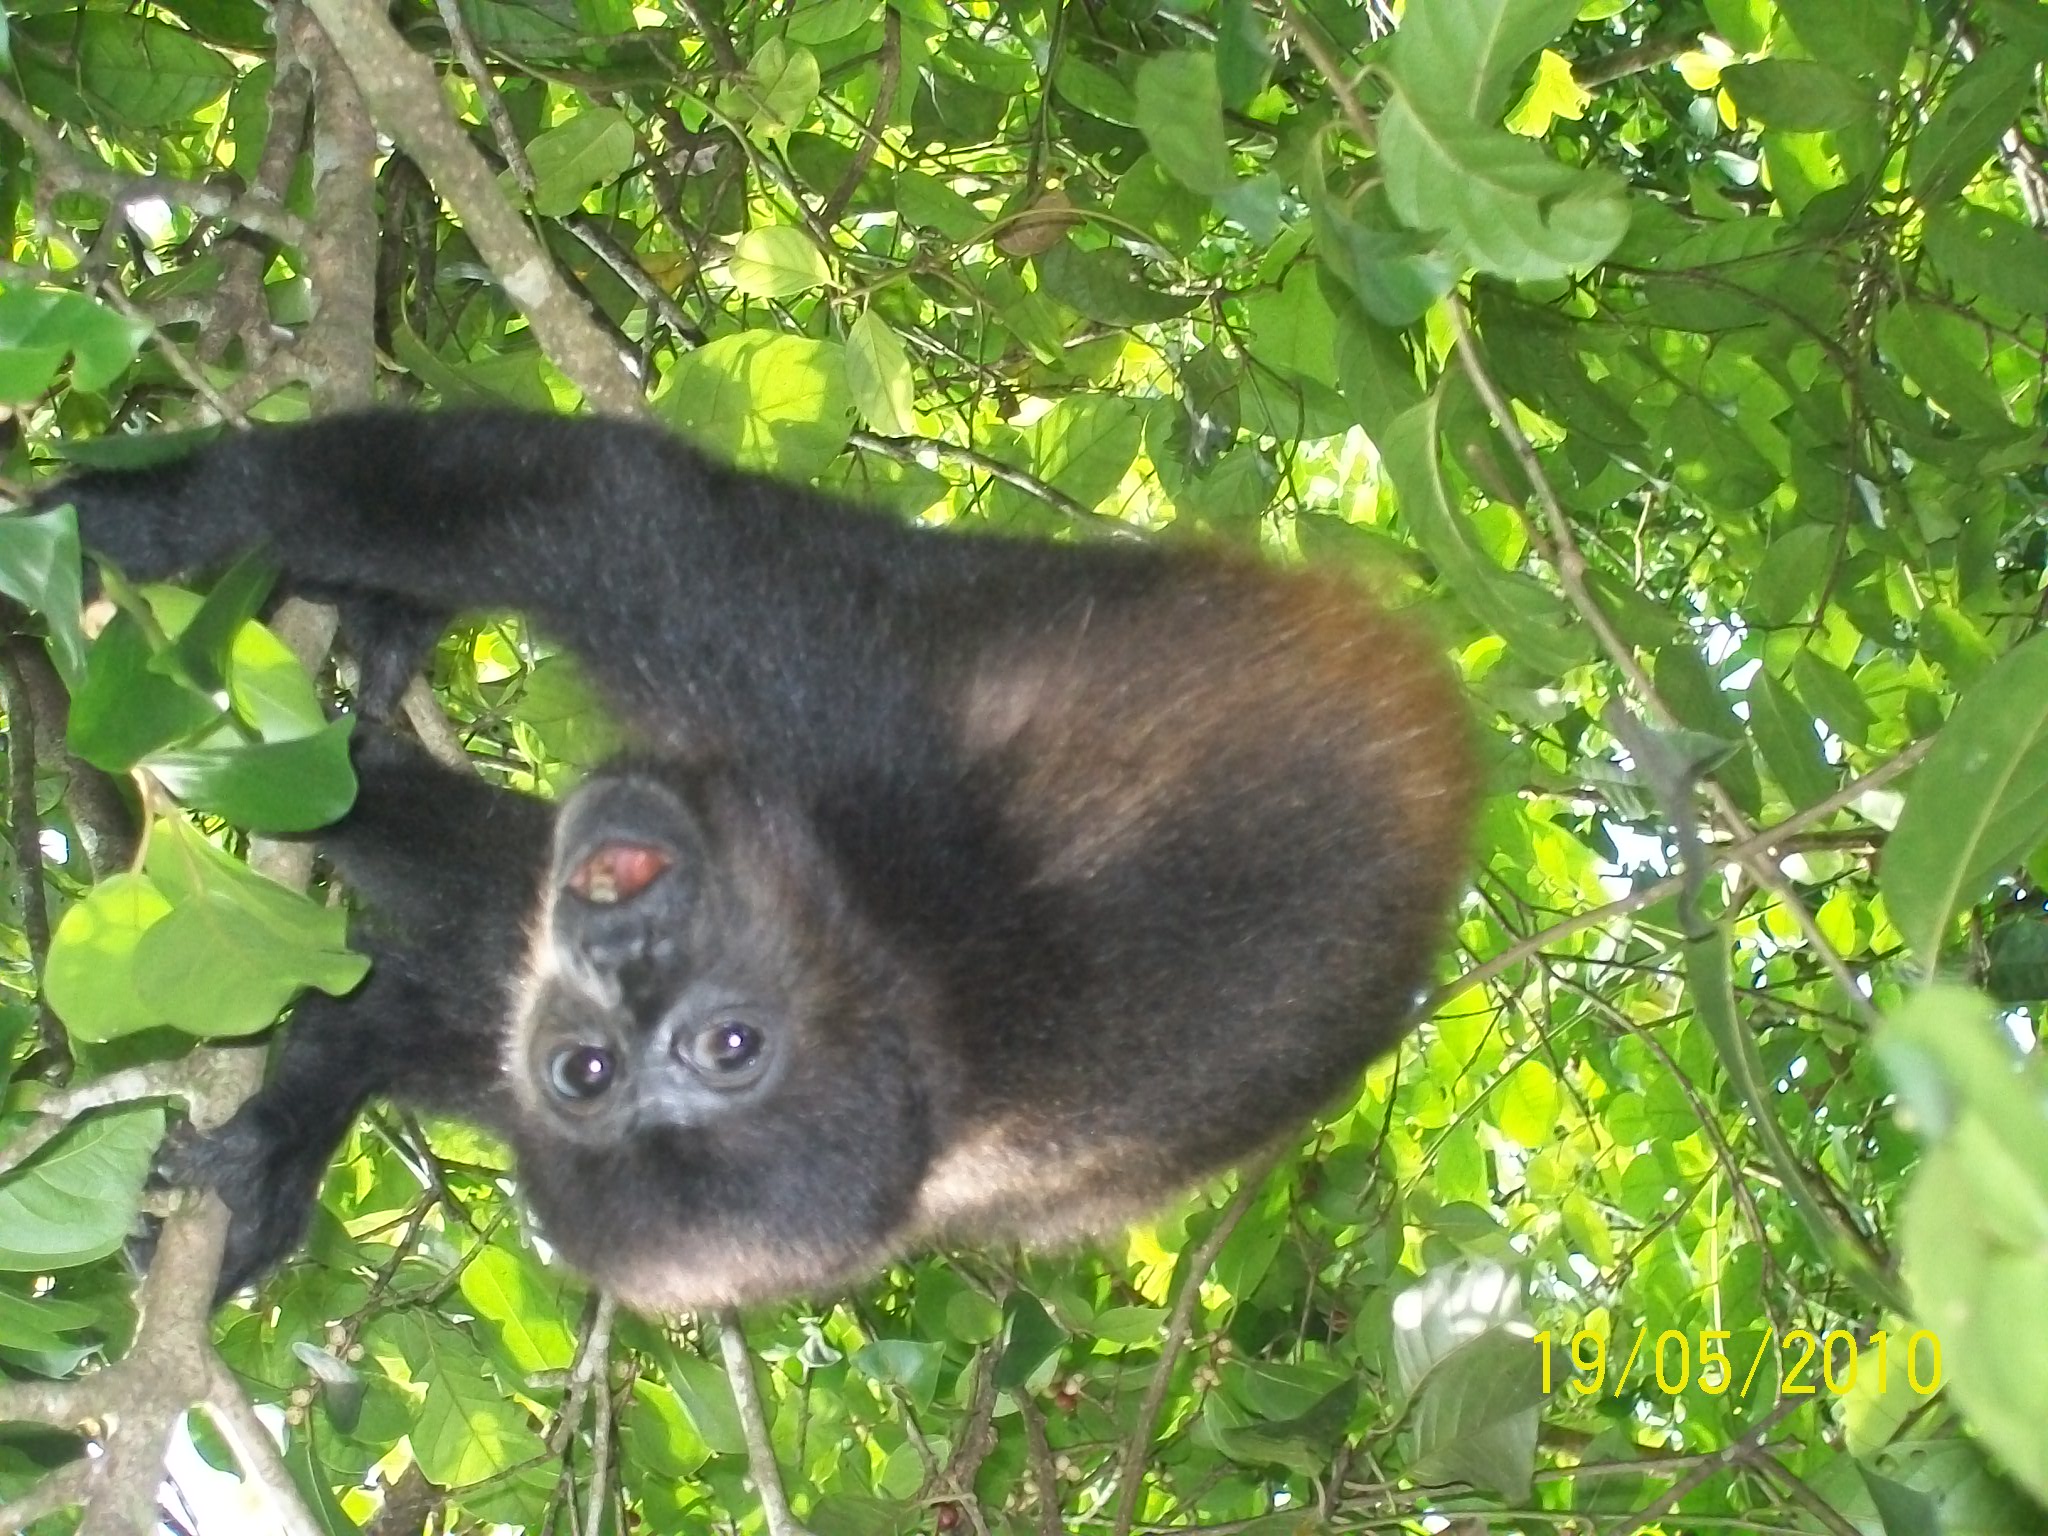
[{"x1": 896, "y1": 551, "x2": 1478, "y2": 1245}]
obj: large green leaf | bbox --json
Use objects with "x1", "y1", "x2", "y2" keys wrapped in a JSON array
[
  {"x1": 1385, "y1": 0, "x2": 1579, "y2": 120},
  {"x1": 0, "y1": 1105, "x2": 164, "y2": 1270},
  {"x1": 1884, "y1": 634, "x2": 2048, "y2": 964},
  {"x1": 1379, "y1": 392, "x2": 1589, "y2": 677},
  {"x1": 845, "y1": 309, "x2": 917, "y2": 436},
  {"x1": 1134, "y1": 51, "x2": 1232, "y2": 195},
  {"x1": 729, "y1": 225, "x2": 833, "y2": 298},
  {"x1": 524, "y1": 106, "x2": 635, "y2": 216},
  {"x1": 1378, "y1": 94, "x2": 1630, "y2": 281},
  {"x1": 1883, "y1": 986, "x2": 2048, "y2": 1505},
  {"x1": 145, "y1": 716, "x2": 358, "y2": 833},
  {"x1": 655, "y1": 331, "x2": 853, "y2": 479},
  {"x1": 0, "y1": 288, "x2": 149, "y2": 399},
  {"x1": 68, "y1": 611, "x2": 224, "y2": 772},
  {"x1": 16, "y1": 13, "x2": 232, "y2": 128},
  {"x1": 0, "y1": 503, "x2": 88, "y2": 682}
]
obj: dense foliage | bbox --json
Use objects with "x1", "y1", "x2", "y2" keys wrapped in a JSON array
[{"x1": 2, "y1": 0, "x2": 2047, "y2": 1532}]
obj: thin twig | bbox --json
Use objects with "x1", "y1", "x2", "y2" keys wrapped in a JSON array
[
  {"x1": 717, "y1": 1309, "x2": 813, "y2": 1536},
  {"x1": 850, "y1": 430, "x2": 1139, "y2": 535},
  {"x1": 434, "y1": 0, "x2": 535, "y2": 192},
  {"x1": 1018, "y1": 1396, "x2": 1065, "y2": 1536},
  {"x1": 1108, "y1": 1162, "x2": 1275, "y2": 1536},
  {"x1": 547, "y1": 1294, "x2": 618, "y2": 1454},
  {"x1": 1601, "y1": 1394, "x2": 1807, "y2": 1536},
  {"x1": 0, "y1": 644, "x2": 66, "y2": 1073},
  {"x1": 1428, "y1": 735, "x2": 1931, "y2": 1011},
  {"x1": 819, "y1": 9, "x2": 901, "y2": 224},
  {"x1": 579, "y1": 1298, "x2": 619, "y2": 1536},
  {"x1": 0, "y1": 81, "x2": 309, "y2": 244},
  {"x1": 204, "y1": 1362, "x2": 329, "y2": 1536}
]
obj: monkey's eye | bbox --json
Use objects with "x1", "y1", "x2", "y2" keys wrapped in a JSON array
[
  {"x1": 682, "y1": 1020, "x2": 767, "y2": 1085},
  {"x1": 547, "y1": 1044, "x2": 617, "y2": 1101}
]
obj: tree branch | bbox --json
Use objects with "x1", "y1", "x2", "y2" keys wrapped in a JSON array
[
  {"x1": 850, "y1": 430, "x2": 1139, "y2": 535},
  {"x1": 298, "y1": 0, "x2": 647, "y2": 416},
  {"x1": 717, "y1": 1310, "x2": 814, "y2": 1536},
  {"x1": 1108, "y1": 1162, "x2": 1274, "y2": 1536},
  {"x1": 0, "y1": 82, "x2": 309, "y2": 244}
]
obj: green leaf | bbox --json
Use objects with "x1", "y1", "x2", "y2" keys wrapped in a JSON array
[
  {"x1": 145, "y1": 716, "x2": 358, "y2": 833},
  {"x1": 784, "y1": 0, "x2": 870, "y2": 46},
  {"x1": 1883, "y1": 633, "x2": 2048, "y2": 964},
  {"x1": 459, "y1": 1246, "x2": 578, "y2": 1374},
  {"x1": 1310, "y1": 161, "x2": 1456, "y2": 328},
  {"x1": 17, "y1": 14, "x2": 232, "y2": 128},
  {"x1": 1777, "y1": 0, "x2": 1915, "y2": 83},
  {"x1": 1403, "y1": 1329, "x2": 1543, "y2": 1497},
  {"x1": 1747, "y1": 670, "x2": 1834, "y2": 809},
  {"x1": 655, "y1": 331, "x2": 852, "y2": 480},
  {"x1": 1925, "y1": 205, "x2": 2048, "y2": 316},
  {"x1": 157, "y1": 546, "x2": 279, "y2": 696},
  {"x1": 44, "y1": 872, "x2": 175, "y2": 1041},
  {"x1": 1032, "y1": 244, "x2": 1201, "y2": 327},
  {"x1": 720, "y1": 37, "x2": 820, "y2": 136},
  {"x1": 1722, "y1": 59, "x2": 1877, "y2": 132},
  {"x1": 1211, "y1": 1376, "x2": 1358, "y2": 1477},
  {"x1": 71, "y1": 815, "x2": 371, "y2": 1039},
  {"x1": 524, "y1": 106, "x2": 635, "y2": 216},
  {"x1": 0, "y1": 503, "x2": 89, "y2": 683},
  {"x1": 1495, "y1": 1058, "x2": 1561, "y2": 1146},
  {"x1": 1379, "y1": 393, "x2": 1590, "y2": 677},
  {"x1": 995, "y1": 1291, "x2": 1066, "y2": 1390},
  {"x1": 666, "y1": 1348, "x2": 748, "y2": 1456},
  {"x1": 1215, "y1": 0, "x2": 1273, "y2": 109},
  {"x1": 852, "y1": 1337, "x2": 944, "y2": 1411},
  {"x1": 386, "y1": 1314, "x2": 545, "y2": 1487},
  {"x1": 1745, "y1": 524, "x2": 1833, "y2": 626},
  {"x1": 0, "y1": 1283, "x2": 97, "y2": 1351},
  {"x1": 1030, "y1": 394, "x2": 1141, "y2": 507},
  {"x1": 845, "y1": 309, "x2": 917, "y2": 436},
  {"x1": 0, "y1": 1106, "x2": 165, "y2": 1270},
  {"x1": 1384, "y1": 0, "x2": 1579, "y2": 121},
  {"x1": 68, "y1": 611, "x2": 225, "y2": 772},
  {"x1": 1135, "y1": 51, "x2": 1232, "y2": 196},
  {"x1": 729, "y1": 226, "x2": 833, "y2": 298},
  {"x1": 1882, "y1": 986, "x2": 2048, "y2": 1505},
  {"x1": 894, "y1": 169, "x2": 987, "y2": 238},
  {"x1": 1052, "y1": 56, "x2": 1137, "y2": 125},
  {"x1": 0, "y1": 287, "x2": 150, "y2": 397},
  {"x1": 1789, "y1": 649, "x2": 1874, "y2": 747},
  {"x1": 1876, "y1": 298, "x2": 2015, "y2": 433},
  {"x1": 1378, "y1": 94, "x2": 1630, "y2": 281},
  {"x1": 1907, "y1": 49, "x2": 2038, "y2": 203}
]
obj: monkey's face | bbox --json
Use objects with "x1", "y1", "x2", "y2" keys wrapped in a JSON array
[{"x1": 504, "y1": 765, "x2": 933, "y2": 1309}]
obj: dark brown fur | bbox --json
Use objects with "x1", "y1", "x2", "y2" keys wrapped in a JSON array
[{"x1": 41, "y1": 409, "x2": 1477, "y2": 1309}]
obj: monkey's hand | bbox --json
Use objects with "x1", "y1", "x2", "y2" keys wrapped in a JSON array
[{"x1": 162, "y1": 1100, "x2": 333, "y2": 1303}]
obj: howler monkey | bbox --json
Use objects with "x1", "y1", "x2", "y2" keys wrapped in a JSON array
[{"x1": 38, "y1": 409, "x2": 1477, "y2": 1311}]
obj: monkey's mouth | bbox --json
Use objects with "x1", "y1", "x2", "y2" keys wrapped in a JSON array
[{"x1": 565, "y1": 841, "x2": 672, "y2": 905}]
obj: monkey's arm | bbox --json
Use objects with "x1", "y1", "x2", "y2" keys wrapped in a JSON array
[
  {"x1": 180, "y1": 736, "x2": 549, "y2": 1298},
  {"x1": 177, "y1": 961, "x2": 464, "y2": 1299},
  {"x1": 39, "y1": 410, "x2": 919, "y2": 717}
]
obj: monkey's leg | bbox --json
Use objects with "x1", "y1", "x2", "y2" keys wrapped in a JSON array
[{"x1": 172, "y1": 956, "x2": 484, "y2": 1300}]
